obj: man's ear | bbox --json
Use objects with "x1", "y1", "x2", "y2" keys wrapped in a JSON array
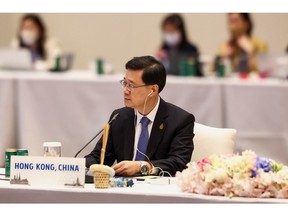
[{"x1": 152, "y1": 85, "x2": 159, "y2": 93}]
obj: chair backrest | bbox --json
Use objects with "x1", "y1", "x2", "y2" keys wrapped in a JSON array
[{"x1": 191, "y1": 122, "x2": 237, "y2": 162}]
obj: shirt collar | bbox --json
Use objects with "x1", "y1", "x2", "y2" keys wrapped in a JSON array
[{"x1": 135, "y1": 96, "x2": 160, "y2": 125}]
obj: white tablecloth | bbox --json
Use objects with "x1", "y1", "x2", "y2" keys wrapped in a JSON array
[
  {"x1": 16, "y1": 73, "x2": 124, "y2": 160},
  {"x1": 0, "y1": 168, "x2": 287, "y2": 203},
  {"x1": 0, "y1": 70, "x2": 288, "y2": 167},
  {"x1": 224, "y1": 79, "x2": 288, "y2": 164},
  {"x1": 0, "y1": 74, "x2": 18, "y2": 166},
  {"x1": 161, "y1": 77, "x2": 223, "y2": 128}
]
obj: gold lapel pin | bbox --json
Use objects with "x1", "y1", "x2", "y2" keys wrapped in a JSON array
[{"x1": 159, "y1": 123, "x2": 164, "y2": 130}]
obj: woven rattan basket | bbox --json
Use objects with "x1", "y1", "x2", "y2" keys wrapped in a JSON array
[{"x1": 93, "y1": 171, "x2": 110, "y2": 188}]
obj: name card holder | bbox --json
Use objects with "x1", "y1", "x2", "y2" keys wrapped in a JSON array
[{"x1": 10, "y1": 156, "x2": 85, "y2": 187}]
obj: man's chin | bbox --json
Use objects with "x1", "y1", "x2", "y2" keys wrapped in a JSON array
[{"x1": 124, "y1": 101, "x2": 133, "y2": 108}]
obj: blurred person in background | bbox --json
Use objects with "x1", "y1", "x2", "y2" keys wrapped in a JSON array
[
  {"x1": 216, "y1": 13, "x2": 268, "y2": 74},
  {"x1": 156, "y1": 13, "x2": 202, "y2": 77},
  {"x1": 10, "y1": 13, "x2": 62, "y2": 71}
]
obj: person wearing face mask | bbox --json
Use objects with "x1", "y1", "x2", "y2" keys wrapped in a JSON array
[
  {"x1": 216, "y1": 13, "x2": 268, "y2": 74},
  {"x1": 10, "y1": 13, "x2": 62, "y2": 71},
  {"x1": 156, "y1": 14, "x2": 202, "y2": 76}
]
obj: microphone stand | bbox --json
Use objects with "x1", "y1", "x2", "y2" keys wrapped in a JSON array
[
  {"x1": 74, "y1": 113, "x2": 119, "y2": 158},
  {"x1": 75, "y1": 113, "x2": 119, "y2": 184},
  {"x1": 74, "y1": 129, "x2": 104, "y2": 158}
]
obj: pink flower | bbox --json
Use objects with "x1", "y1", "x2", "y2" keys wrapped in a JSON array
[{"x1": 197, "y1": 157, "x2": 211, "y2": 170}]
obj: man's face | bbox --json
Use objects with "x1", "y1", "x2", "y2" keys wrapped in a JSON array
[{"x1": 122, "y1": 70, "x2": 151, "y2": 111}]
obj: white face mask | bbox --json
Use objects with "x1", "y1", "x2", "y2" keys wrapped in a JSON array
[
  {"x1": 163, "y1": 32, "x2": 181, "y2": 46},
  {"x1": 20, "y1": 29, "x2": 37, "y2": 46}
]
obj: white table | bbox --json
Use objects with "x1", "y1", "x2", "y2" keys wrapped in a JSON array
[
  {"x1": 0, "y1": 168, "x2": 287, "y2": 203},
  {"x1": 162, "y1": 76, "x2": 224, "y2": 128},
  {"x1": 16, "y1": 72, "x2": 124, "y2": 160},
  {"x1": 0, "y1": 73, "x2": 18, "y2": 166},
  {"x1": 224, "y1": 78, "x2": 288, "y2": 165}
]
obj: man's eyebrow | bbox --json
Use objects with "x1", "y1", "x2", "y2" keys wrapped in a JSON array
[{"x1": 124, "y1": 77, "x2": 135, "y2": 84}]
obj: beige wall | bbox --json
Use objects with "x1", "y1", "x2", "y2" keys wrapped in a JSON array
[
  {"x1": 0, "y1": 13, "x2": 287, "y2": 72},
  {"x1": 0, "y1": 14, "x2": 14, "y2": 46}
]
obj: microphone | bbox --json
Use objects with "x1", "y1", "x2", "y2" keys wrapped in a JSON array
[{"x1": 74, "y1": 113, "x2": 119, "y2": 158}]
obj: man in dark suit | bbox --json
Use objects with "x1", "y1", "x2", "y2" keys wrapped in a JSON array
[{"x1": 85, "y1": 56, "x2": 195, "y2": 176}]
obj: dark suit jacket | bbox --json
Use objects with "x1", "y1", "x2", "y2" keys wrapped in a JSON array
[{"x1": 85, "y1": 98, "x2": 195, "y2": 176}]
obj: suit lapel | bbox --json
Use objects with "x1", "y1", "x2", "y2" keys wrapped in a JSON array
[
  {"x1": 146, "y1": 98, "x2": 168, "y2": 159},
  {"x1": 124, "y1": 110, "x2": 136, "y2": 160}
]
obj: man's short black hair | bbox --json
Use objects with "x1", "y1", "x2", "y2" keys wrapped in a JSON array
[{"x1": 125, "y1": 56, "x2": 166, "y2": 93}]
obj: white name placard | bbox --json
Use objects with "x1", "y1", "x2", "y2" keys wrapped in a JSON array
[{"x1": 10, "y1": 156, "x2": 85, "y2": 187}]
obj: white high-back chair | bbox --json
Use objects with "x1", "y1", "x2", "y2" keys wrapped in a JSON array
[{"x1": 191, "y1": 122, "x2": 237, "y2": 162}]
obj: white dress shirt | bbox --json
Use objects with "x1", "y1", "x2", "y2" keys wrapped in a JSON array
[{"x1": 133, "y1": 96, "x2": 160, "y2": 161}]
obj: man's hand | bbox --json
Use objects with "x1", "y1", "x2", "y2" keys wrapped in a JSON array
[{"x1": 112, "y1": 161, "x2": 141, "y2": 177}]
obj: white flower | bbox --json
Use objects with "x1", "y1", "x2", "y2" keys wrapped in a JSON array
[
  {"x1": 258, "y1": 171, "x2": 273, "y2": 186},
  {"x1": 214, "y1": 168, "x2": 228, "y2": 183}
]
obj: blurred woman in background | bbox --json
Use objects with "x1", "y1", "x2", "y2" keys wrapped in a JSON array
[
  {"x1": 217, "y1": 13, "x2": 268, "y2": 74},
  {"x1": 156, "y1": 13, "x2": 202, "y2": 76},
  {"x1": 11, "y1": 13, "x2": 62, "y2": 70}
]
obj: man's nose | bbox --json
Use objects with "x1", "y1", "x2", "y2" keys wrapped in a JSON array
[{"x1": 123, "y1": 86, "x2": 130, "y2": 94}]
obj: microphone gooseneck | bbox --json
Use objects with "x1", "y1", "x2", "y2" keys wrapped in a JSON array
[{"x1": 74, "y1": 113, "x2": 119, "y2": 158}]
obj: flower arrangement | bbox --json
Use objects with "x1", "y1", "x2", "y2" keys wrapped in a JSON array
[
  {"x1": 109, "y1": 177, "x2": 134, "y2": 188},
  {"x1": 176, "y1": 150, "x2": 288, "y2": 199}
]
